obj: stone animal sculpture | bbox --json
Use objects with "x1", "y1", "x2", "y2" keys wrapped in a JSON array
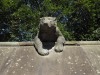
[{"x1": 34, "y1": 17, "x2": 65, "y2": 56}]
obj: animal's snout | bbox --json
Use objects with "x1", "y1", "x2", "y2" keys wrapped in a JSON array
[{"x1": 44, "y1": 23, "x2": 48, "y2": 25}]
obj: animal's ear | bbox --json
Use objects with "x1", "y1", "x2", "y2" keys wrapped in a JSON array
[
  {"x1": 40, "y1": 17, "x2": 44, "y2": 20},
  {"x1": 53, "y1": 17, "x2": 57, "y2": 21},
  {"x1": 53, "y1": 17, "x2": 57, "y2": 22},
  {"x1": 40, "y1": 18, "x2": 42, "y2": 20}
]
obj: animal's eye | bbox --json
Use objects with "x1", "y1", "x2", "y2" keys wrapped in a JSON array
[
  {"x1": 48, "y1": 17, "x2": 51, "y2": 20},
  {"x1": 40, "y1": 18, "x2": 42, "y2": 21}
]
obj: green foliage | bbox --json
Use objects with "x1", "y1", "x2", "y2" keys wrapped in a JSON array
[
  {"x1": 10, "y1": 4, "x2": 40, "y2": 41},
  {"x1": 1, "y1": 0, "x2": 20, "y2": 11},
  {"x1": 0, "y1": 0, "x2": 100, "y2": 41},
  {"x1": 92, "y1": 28, "x2": 100, "y2": 40},
  {"x1": 58, "y1": 23, "x2": 75, "y2": 40}
]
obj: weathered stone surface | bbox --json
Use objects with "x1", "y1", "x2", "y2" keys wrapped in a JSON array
[{"x1": 0, "y1": 45, "x2": 100, "y2": 75}]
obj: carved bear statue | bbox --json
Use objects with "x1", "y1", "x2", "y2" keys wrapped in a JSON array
[{"x1": 34, "y1": 17, "x2": 65, "y2": 56}]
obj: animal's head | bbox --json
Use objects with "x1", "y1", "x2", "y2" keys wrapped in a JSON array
[{"x1": 39, "y1": 17, "x2": 57, "y2": 27}]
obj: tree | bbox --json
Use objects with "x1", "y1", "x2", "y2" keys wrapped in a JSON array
[{"x1": 0, "y1": 0, "x2": 100, "y2": 41}]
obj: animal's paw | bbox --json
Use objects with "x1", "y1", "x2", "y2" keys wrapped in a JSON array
[
  {"x1": 38, "y1": 49, "x2": 49, "y2": 56},
  {"x1": 55, "y1": 44, "x2": 64, "y2": 52}
]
